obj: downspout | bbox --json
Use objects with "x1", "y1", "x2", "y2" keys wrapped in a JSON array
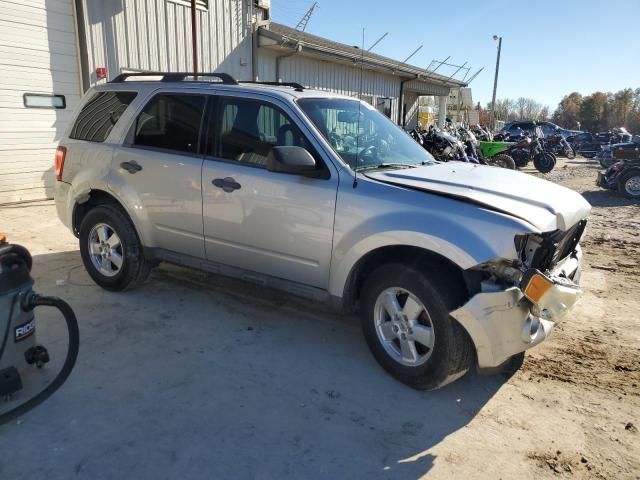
[
  {"x1": 275, "y1": 44, "x2": 301, "y2": 82},
  {"x1": 190, "y1": 0, "x2": 198, "y2": 76},
  {"x1": 399, "y1": 74, "x2": 418, "y2": 128}
]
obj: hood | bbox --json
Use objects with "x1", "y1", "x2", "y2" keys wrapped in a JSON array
[{"x1": 365, "y1": 162, "x2": 591, "y2": 232}]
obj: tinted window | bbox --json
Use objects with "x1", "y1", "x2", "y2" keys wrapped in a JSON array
[
  {"x1": 210, "y1": 97, "x2": 312, "y2": 167},
  {"x1": 70, "y1": 91, "x2": 137, "y2": 142},
  {"x1": 134, "y1": 94, "x2": 205, "y2": 154}
]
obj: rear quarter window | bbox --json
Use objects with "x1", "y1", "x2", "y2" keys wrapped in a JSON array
[{"x1": 69, "y1": 91, "x2": 137, "y2": 142}]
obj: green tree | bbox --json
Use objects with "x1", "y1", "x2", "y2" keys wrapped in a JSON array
[
  {"x1": 580, "y1": 92, "x2": 608, "y2": 132},
  {"x1": 552, "y1": 92, "x2": 583, "y2": 129}
]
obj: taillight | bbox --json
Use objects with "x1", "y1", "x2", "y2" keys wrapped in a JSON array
[{"x1": 54, "y1": 146, "x2": 66, "y2": 181}]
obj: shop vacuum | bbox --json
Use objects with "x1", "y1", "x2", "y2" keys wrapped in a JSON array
[{"x1": 0, "y1": 235, "x2": 79, "y2": 425}]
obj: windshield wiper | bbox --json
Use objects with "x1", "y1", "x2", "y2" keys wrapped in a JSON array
[{"x1": 355, "y1": 163, "x2": 418, "y2": 172}]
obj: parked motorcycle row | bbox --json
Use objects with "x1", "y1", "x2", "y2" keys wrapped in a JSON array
[
  {"x1": 408, "y1": 119, "x2": 640, "y2": 198},
  {"x1": 408, "y1": 122, "x2": 558, "y2": 173}
]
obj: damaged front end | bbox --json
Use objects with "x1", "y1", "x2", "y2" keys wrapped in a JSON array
[{"x1": 451, "y1": 220, "x2": 587, "y2": 369}]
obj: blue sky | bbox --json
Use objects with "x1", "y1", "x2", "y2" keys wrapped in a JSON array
[{"x1": 270, "y1": 0, "x2": 640, "y2": 111}]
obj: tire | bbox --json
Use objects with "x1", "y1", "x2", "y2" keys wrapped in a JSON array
[
  {"x1": 582, "y1": 152, "x2": 596, "y2": 159},
  {"x1": 533, "y1": 152, "x2": 556, "y2": 173},
  {"x1": 79, "y1": 204, "x2": 151, "y2": 291},
  {"x1": 565, "y1": 145, "x2": 576, "y2": 159},
  {"x1": 617, "y1": 169, "x2": 640, "y2": 198},
  {"x1": 360, "y1": 263, "x2": 474, "y2": 390},
  {"x1": 487, "y1": 154, "x2": 516, "y2": 169}
]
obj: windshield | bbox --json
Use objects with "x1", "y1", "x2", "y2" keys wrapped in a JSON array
[{"x1": 297, "y1": 97, "x2": 435, "y2": 170}]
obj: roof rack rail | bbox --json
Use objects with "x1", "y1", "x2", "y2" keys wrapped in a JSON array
[
  {"x1": 239, "y1": 81, "x2": 305, "y2": 92},
  {"x1": 109, "y1": 72, "x2": 238, "y2": 85}
]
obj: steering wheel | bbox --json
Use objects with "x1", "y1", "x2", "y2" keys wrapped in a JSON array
[
  {"x1": 328, "y1": 129, "x2": 341, "y2": 148},
  {"x1": 358, "y1": 144, "x2": 378, "y2": 164}
]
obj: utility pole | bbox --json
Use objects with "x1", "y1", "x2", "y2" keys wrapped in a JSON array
[{"x1": 489, "y1": 35, "x2": 502, "y2": 131}]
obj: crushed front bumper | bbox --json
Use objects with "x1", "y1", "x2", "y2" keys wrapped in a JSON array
[{"x1": 451, "y1": 250, "x2": 582, "y2": 369}]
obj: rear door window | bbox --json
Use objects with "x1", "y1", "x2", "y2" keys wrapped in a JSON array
[
  {"x1": 70, "y1": 91, "x2": 137, "y2": 142},
  {"x1": 133, "y1": 94, "x2": 206, "y2": 154}
]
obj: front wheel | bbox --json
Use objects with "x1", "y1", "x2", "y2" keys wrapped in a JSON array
[
  {"x1": 533, "y1": 152, "x2": 556, "y2": 173},
  {"x1": 360, "y1": 264, "x2": 474, "y2": 390},
  {"x1": 79, "y1": 205, "x2": 151, "y2": 291},
  {"x1": 618, "y1": 170, "x2": 640, "y2": 198},
  {"x1": 487, "y1": 154, "x2": 516, "y2": 169}
]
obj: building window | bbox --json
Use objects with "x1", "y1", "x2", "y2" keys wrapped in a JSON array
[
  {"x1": 376, "y1": 98, "x2": 392, "y2": 118},
  {"x1": 168, "y1": 0, "x2": 208, "y2": 10},
  {"x1": 23, "y1": 93, "x2": 66, "y2": 109}
]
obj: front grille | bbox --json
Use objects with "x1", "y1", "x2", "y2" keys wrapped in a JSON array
[{"x1": 530, "y1": 220, "x2": 587, "y2": 271}]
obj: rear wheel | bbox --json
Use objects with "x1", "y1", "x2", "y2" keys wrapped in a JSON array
[
  {"x1": 360, "y1": 263, "x2": 474, "y2": 390},
  {"x1": 79, "y1": 205, "x2": 151, "y2": 291},
  {"x1": 533, "y1": 152, "x2": 556, "y2": 173},
  {"x1": 565, "y1": 145, "x2": 576, "y2": 159},
  {"x1": 617, "y1": 170, "x2": 640, "y2": 198},
  {"x1": 582, "y1": 151, "x2": 596, "y2": 159},
  {"x1": 487, "y1": 154, "x2": 516, "y2": 169}
]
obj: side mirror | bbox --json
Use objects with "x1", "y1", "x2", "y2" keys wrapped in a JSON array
[{"x1": 266, "y1": 146, "x2": 318, "y2": 176}]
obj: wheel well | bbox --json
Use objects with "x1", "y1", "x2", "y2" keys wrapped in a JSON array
[
  {"x1": 343, "y1": 245, "x2": 469, "y2": 313},
  {"x1": 72, "y1": 190, "x2": 123, "y2": 236}
]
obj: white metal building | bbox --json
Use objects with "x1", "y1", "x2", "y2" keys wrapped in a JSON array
[{"x1": 0, "y1": 0, "x2": 465, "y2": 204}]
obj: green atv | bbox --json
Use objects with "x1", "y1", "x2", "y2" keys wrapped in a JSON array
[{"x1": 478, "y1": 141, "x2": 517, "y2": 169}]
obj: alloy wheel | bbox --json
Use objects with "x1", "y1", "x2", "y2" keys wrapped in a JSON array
[
  {"x1": 88, "y1": 223, "x2": 123, "y2": 277},
  {"x1": 373, "y1": 287, "x2": 435, "y2": 367}
]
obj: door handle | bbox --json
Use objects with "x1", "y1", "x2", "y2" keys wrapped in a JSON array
[
  {"x1": 120, "y1": 160, "x2": 142, "y2": 174},
  {"x1": 212, "y1": 177, "x2": 241, "y2": 192}
]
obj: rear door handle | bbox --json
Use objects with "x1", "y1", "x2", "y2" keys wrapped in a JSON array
[
  {"x1": 212, "y1": 177, "x2": 241, "y2": 192},
  {"x1": 120, "y1": 160, "x2": 142, "y2": 174}
]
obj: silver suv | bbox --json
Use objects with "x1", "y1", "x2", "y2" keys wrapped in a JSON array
[{"x1": 54, "y1": 72, "x2": 591, "y2": 389}]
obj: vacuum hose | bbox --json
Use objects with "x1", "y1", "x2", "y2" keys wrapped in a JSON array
[{"x1": 0, "y1": 293, "x2": 80, "y2": 426}]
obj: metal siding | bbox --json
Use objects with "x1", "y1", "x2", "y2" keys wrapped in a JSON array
[
  {"x1": 405, "y1": 78, "x2": 449, "y2": 97},
  {"x1": 81, "y1": 0, "x2": 253, "y2": 84},
  {"x1": 0, "y1": 0, "x2": 82, "y2": 203},
  {"x1": 256, "y1": 53, "x2": 403, "y2": 123}
]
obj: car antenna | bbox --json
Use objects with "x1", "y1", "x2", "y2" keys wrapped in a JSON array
[{"x1": 353, "y1": 27, "x2": 365, "y2": 189}]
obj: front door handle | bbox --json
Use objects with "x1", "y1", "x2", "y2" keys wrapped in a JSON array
[
  {"x1": 120, "y1": 160, "x2": 142, "y2": 174},
  {"x1": 212, "y1": 177, "x2": 241, "y2": 192}
]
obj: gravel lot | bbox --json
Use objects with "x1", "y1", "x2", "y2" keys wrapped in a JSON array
[{"x1": 0, "y1": 157, "x2": 638, "y2": 479}]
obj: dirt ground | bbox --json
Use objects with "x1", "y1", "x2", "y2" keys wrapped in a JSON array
[{"x1": 0, "y1": 156, "x2": 638, "y2": 479}]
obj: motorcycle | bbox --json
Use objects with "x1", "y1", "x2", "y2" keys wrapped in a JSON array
[
  {"x1": 421, "y1": 125, "x2": 467, "y2": 162},
  {"x1": 597, "y1": 158, "x2": 640, "y2": 198},
  {"x1": 568, "y1": 127, "x2": 633, "y2": 159},
  {"x1": 544, "y1": 133, "x2": 576, "y2": 159},
  {"x1": 458, "y1": 126, "x2": 516, "y2": 169},
  {"x1": 506, "y1": 132, "x2": 556, "y2": 173}
]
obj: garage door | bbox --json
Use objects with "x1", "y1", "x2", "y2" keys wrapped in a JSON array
[{"x1": 0, "y1": 0, "x2": 82, "y2": 204}]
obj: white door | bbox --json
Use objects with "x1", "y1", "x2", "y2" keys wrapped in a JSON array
[{"x1": 0, "y1": 0, "x2": 82, "y2": 203}]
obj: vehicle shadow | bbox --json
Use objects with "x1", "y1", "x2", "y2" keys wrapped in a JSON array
[
  {"x1": 2, "y1": 250, "x2": 509, "y2": 480},
  {"x1": 582, "y1": 189, "x2": 639, "y2": 207}
]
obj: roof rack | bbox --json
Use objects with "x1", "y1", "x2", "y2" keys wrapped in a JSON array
[
  {"x1": 239, "y1": 81, "x2": 305, "y2": 92},
  {"x1": 109, "y1": 72, "x2": 238, "y2": 85}
]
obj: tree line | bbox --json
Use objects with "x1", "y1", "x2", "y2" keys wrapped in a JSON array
[
  {"x1": 478, "y1": 88, "x2": 640, "y2": 133},
  {"x1": 551, "y1": 89, "x2": 640, "y2": 133}
]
